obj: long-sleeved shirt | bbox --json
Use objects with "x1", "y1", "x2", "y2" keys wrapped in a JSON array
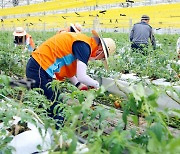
[{"x1": 130, "y1": 21, "x2": 156, "y2": 49}]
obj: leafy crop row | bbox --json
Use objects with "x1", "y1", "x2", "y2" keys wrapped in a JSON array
[{"x1": 0, "y1": 31, "x2": 179, "y2": 153}]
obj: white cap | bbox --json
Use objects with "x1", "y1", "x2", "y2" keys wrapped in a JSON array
[
  {"x1": 70, "y1": 23, "x2": 82, "y2": 33},
  {"x1": 13, "y1": 27, "x2": 26, "y2": 36}
]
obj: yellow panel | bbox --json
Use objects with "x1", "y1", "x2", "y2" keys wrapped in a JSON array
[
  {"x1": 0, "y1": 0, "x2": 127, "y2": 16},
  {"x1": 1, "y1": 3, "x2": 179, "y2": 29}
]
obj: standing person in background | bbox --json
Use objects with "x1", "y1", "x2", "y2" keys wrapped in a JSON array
[
  {"x1": 26, "y1": 30, "x2": 116, "y2": 128},
  {"x1": 13, "y1": 27, "x2": 35, "y2": 52},
  {"x1": 130, "y1": 15, "x2": 156, "y2": 55},
  {"x1": 57, "y1": 23, "x2": 82, "y2": 34}
]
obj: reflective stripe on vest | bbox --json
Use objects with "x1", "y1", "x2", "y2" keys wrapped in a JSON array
[{"x1": 46, "y1": 54, "x2": 76, "y2": 77}]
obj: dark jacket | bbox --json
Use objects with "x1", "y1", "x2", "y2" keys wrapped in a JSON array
[{"x1": 130, "y1": 21, "x2": 156, "y2": 49}]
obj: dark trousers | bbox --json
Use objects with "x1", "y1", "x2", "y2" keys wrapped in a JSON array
[
  {"x1": 131, "y1": 43, "x2": 148, "y2": 55},
  {"x1": 26, "y1": 57, "x2": 64, "y2": 129}
]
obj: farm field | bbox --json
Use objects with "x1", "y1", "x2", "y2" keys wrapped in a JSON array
[
  {"x1": 1, "y1": 31, "x2": 179, "y2": 82},
  {"x1": 0, "y1": 31, "x2": 180, "y2": 153}
]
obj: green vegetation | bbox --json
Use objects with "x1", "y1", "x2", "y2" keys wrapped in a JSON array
[
  {"x1": 88, "y1": 33, "x2": 180, "y2": 82},
  {"x1": 0, "y1": 31, "x2": 179, "y2": 153}
]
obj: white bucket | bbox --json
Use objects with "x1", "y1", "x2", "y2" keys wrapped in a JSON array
[{"x1": 6, "y1": 115, "x2": 51, "y2": 154}]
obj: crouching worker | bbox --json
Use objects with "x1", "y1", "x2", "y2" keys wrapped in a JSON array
[
  {"x1": 13, "y1": 27, "x2": 35, "y2": 52},
  {"x1": 130, "y1": 15, "x2": 156, "y2": 55},
  {"x1": 26, "y1": 30, "x2": 116, "y2": 129}
]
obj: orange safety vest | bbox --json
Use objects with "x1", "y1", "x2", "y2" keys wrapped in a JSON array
[
  {"x1": 32, "y1": 32, "x2": 98, "y2": 80},
  {"x1": 26, "y1": 33, "x2": 35, "y2": 49}
]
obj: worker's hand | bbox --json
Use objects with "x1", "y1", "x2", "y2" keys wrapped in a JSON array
[
  {"x1": 89, "y1": 86, "x2": 95, "y2": 89},
  {"x1": 78, "y1": 83, "x2": 88, "y2": 90},
  {"x1": 76, "y1": 82, "x2": 88, "y2": 91}
]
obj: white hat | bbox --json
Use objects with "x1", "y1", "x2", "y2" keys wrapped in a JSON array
[
  {"x1": 92, "y1": 30, "x2": 116, "y2": 69},
  {"x1": 70, "y1": 23, "x2": 82, "y2": 33},
  {"x1": 13, "y1": 27, "x2": 26, "y2": 36}
]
